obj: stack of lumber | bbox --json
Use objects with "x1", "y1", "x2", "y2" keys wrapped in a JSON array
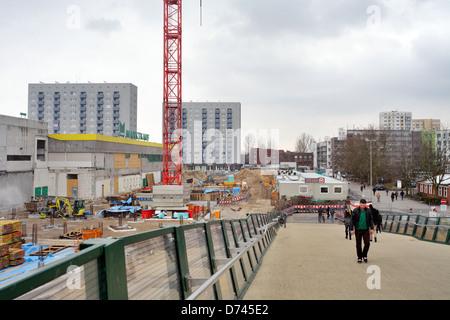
[{"x1": 0, "y1": 220, "x2": 23, "y2": 270}]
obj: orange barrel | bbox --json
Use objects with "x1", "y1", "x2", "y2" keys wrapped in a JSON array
[{"x1": 215, "y1": 210, "x2": 220, "y2": 219}]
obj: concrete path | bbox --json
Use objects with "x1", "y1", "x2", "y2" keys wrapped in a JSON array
[
  {"x1": 349, "y1": 181, "x2": 449, "y2": 215},
  {"x1": 243, "y1": 223, "x2": 450, "y2": 300}
]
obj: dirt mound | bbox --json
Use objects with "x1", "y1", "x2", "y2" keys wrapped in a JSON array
[
  {"x1": 182, "y1": 169, "x2": 207, "y2": 183},
  {"x1": 234, "y1": 169, "x2": 271, "y2": 199}
]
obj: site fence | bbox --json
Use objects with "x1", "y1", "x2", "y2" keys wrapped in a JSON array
[
  {"x1": 0, "y1": 212, "x2": 279, "y2": 300},
  {"x1": 383, "y1": 214, "x2": 450, "y2": 245}
]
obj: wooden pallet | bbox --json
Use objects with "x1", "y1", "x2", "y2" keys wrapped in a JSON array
[{"x1": 29, "y1": 245, "x2": 68, "y2": 257}]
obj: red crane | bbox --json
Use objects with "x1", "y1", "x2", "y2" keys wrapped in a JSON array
[{"x1": 163, "y1": 0, "x2": 182, "y2": 185}]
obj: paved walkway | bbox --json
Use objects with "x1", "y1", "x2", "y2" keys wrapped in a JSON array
[
  {"x1": 243, "y1": 223, "x2": 450, "y2": 300},
  {"x1": 244, "y1": 182, "x2": 450, "y2": 300},
  {"x1": 349, "y1": 181, "x2": 449, "y2": 215}
]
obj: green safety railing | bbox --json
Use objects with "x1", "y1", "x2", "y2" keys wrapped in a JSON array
[
  {"x1": 0, "y1": 212, "x2": 280, "y2": 300},
  {"x1": 382, "y1": 214, "x2": 450, "y2": 245}
]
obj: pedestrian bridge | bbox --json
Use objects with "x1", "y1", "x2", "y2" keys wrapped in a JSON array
[{"x1": 0, "y1": 211, "x2": 449, "y2": 300}]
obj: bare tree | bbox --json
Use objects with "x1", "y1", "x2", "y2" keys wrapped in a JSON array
[
  {"x1": 244, "y1": 133, "x2": 255, "y2": 164},
  {"x1": 419, "y1": 133, "x2": 450, "y2": 197},
  {"x1": 295, "y1": 133, "x2": 315, "y2": 153}
]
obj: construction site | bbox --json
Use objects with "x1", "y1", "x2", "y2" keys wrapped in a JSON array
[{"x1": 0, "y1": 168, "x2": 276, "y2": 275}]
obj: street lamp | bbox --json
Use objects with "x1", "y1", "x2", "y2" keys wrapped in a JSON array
[{"x1": 366, "y1": 139, "x2": 376, "y2": 187}]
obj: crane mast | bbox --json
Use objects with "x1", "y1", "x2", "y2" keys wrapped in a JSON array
[{"x1": 163, "y1": 0, "x2": 182, "y2": 185}]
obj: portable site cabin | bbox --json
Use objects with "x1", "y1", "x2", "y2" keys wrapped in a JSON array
[{"x1": 276, "y1": 172, "x2": 349, "y2": 201}]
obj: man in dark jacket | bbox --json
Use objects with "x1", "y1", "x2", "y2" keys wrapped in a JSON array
[
  {"x1": 351, "y1": 199, "x2": 374, "y2": 263},
  {"x1": 370, "y1": 204, "x2": 382, "y2": 242}
]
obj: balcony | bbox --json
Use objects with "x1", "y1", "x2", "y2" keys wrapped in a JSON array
[
  {"x1": 53, "y1": 107, "x2": 60, "y2": 112},
  {"x1": 113, "y1": 106, "x2": 120, "y2": 112},
  {"x1": 97, "y1": 120, "x2": 103, "y2": 125},
  {"x1": 80, "y1": 120, "x2": 86, "y2": 125},
  {"x1": 80, "y1": 113, "x2": 86, "y2": 118},
  {"x1": 97, "y1": 100, "x2": 104, "y2": 105},
  {"x1": 53, "y1": 100, "x2": 60, "y2": 105},
  {"x1": 97, "y1": 107, "x2": 103, "y2": 112},
  {"x1": 80, "y1": 106, "x2": 86, "y2": 112},
  {"x1": 80, "y1": 100, "x2": 86, "y2": 105},
  {"x1": 97, "y1": 93, "x2": 104, "y2": 99},
  {"x1": 113, "y1": 100, "x2": 120, "y2": 105},
  {"x1": 38, "y1": 94, "x2": 44, "y2": 99},
  {"x1": 80, "y1": 93, "x2": 87, "y2": 99},
  {"x1": 113, "y1": 93, "x2": 120, "y2": 98},
  {"x1": 37, "y1": 107, "x2": 44, "y2": 112},
  {"x1": 38, "y1": 101, "x2": 44, "y2": 105},
  {"x1": 54, "y1": 94, "x2": 60, "y2": 99}
]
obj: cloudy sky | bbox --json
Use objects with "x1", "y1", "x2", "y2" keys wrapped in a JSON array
[{"x1": 1, "y1": 0, "x2": 449, "y2": 150}]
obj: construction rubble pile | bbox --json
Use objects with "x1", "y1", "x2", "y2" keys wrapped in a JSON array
[{"x1": 0, "y1": 220, "x2": 24, "y2": 270}]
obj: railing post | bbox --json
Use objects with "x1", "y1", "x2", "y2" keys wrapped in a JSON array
[
  {"x1": 174, "y1": 226, "x2": 191, "y2": 299},
  {"x1": 82, "y1": 238, "x2": 128, "y2": 300}
]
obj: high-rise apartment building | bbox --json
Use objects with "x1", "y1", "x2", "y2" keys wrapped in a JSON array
[
  {"x1": 181, "y1": 102, "x2": 241, "y2": 170},
  {"x1": 379, "y1": 111, "x2": 412, "y2": 130},
  {"x1": 28, "y1": 83, "x2": 137, "y2": 136},
  {"x1": 412, "y1": 119, "x2": 441, "y2": 131}
]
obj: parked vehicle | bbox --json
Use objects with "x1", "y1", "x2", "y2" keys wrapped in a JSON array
[{"x1": 374, "y1": 184, "x2": 386, "y2": 190}]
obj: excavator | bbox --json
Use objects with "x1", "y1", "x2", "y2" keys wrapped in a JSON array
[{"x1": 40, "y1": 197, "x2": 86, "y2": 219}]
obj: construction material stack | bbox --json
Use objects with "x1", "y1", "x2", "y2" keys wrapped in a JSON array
[
  {"x1": 0, "y1": 220, "x2": 24, "y2": 269},
  {"x1": 152, "y1": 184, "x2": 190, "y2": 215}
]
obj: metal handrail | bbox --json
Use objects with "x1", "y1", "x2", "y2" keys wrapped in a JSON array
[{"x1": 186, "y1": 221, "x2": 277, "y2": 300}]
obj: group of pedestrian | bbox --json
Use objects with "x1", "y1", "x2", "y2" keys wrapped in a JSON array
[
  {"x1": 390, "y1": 190, "x2": 405, "y2": 202},
  {"x1": 373, "y1": 188, "x2": 406, "y2": 202},
  {"x1": 318, "y1": 207, "x2": 335, "y2": 223},
  {"x1": 344, "y1": 199, "x2": 383, "y2": 263}
]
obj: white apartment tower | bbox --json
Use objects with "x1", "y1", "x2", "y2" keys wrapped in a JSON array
[
  {"x1": 181, "y1": 102, "x2": 242, "y2": 170},
  {"x1": 28, "y1": 83, "x2": 137, "y2": 136},
  {"x1": 379, "y1": 111, "x2": 412, "y2": 130}
]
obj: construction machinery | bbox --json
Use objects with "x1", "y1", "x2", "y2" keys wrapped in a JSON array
[{"x1": 40, "y1": 197, "x2": 86, "y2": 219}]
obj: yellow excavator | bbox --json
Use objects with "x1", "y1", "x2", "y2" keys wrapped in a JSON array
[{"x1": 40, "y1": 197, "x2": 86, "y2": 219}]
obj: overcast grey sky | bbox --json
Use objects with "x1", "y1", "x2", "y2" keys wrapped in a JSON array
[{"x1": 1, "y1": 0, "x2": 449, "y2": 150}]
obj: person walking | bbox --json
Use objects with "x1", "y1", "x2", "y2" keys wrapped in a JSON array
[
  {"x1": 344, "y1": 206, "x2": 352, "y2": 240},
  {"x1": 391, "y1": 192, "x2": 395, "y2": 202},
  {"x1": 330, "y1": 208, "x2": 335, "y2": 223},
  {"x1": 376, "y1": 192, "x2": 381, "y2": 203},
  {"x1": 351, "y1": 199, "x2": 374, "y2": 263},
  {"x1": 400, "y1": 190, "x2": 405, "y2": 200},
  {"x1": 318, "y1": 208, "x2": 325, "y2": 223},
  {"x1": 369, "y1": 204, "x2": 381, "y2": 242}
]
